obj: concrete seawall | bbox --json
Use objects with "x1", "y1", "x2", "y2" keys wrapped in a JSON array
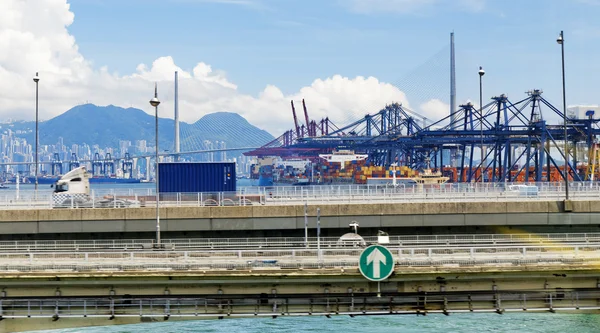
[{"x1": 0, "y1": 200, "x2": 598, "y2": 238}]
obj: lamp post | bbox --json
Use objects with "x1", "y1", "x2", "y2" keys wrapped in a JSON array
[
  {"x1": 33, "y1": 73, "x2": 39, "y2": 193},
  {"x1": 478, "y1": 66, "x2": 485, "y2": 184},
  {"x1": 557, "y1": 31, "x2": 569, "y2": 200},
  {"x1": 149, "y1": 83, "x2": 161, "y2": 246}
]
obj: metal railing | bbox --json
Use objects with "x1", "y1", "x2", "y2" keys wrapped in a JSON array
[
  {"x1": 0, "y1": 244, "x2": 599, "y2": 272},
  {"x1": 2, "y1": 181, "x2": 600, "y2": 209},
  {"x1": 1, "y1": 232, "x2": 600, "y2": 252},
  {"x1": 4, "y1": 290, "x2": 600, "y2": 319}
]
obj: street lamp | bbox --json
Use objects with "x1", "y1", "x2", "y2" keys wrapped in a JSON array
[
  {"x1": 557, "y1": 31, "x2": 569, "y2": 201},
  {"x1": 478, "y1": 66, "x2": 485, "y2": 184},
  {"x1": 33, "y1": 72, "x2": 40, "y2": 193},
  {"x1": 149, "y1": 83, "x2": 161, "y2": 246}
]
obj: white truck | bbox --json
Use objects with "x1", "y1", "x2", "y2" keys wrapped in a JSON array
[{"x1": 52, "y1": 166, "x2": 140, "y2": 208}]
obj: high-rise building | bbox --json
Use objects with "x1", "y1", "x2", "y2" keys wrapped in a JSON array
[{"x1": 135, "y1": 140, "x2": 147, "y2": 154}]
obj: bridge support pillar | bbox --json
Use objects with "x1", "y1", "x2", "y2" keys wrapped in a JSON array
[{"x1": 145, "y1": 156, "x2": 151, "y2": 181}]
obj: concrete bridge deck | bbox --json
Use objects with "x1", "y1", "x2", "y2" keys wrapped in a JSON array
[
  {"x1": 0, "y1": 236, "x2": 597, "y2": 332},
  {"x1": 0, "y1": 260, "x2": 599, "y2": 332},
  {"x1": 0, "y1": 199, "x2": 597, "y2": 239}
]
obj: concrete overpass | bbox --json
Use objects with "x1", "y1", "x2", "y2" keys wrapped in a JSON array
[
  {"x1": 0, "y1": 199, "x2": 597, "y2": 240},
  {"x1": 0, "y1": 249, "x2": 599, "y2": 332}
]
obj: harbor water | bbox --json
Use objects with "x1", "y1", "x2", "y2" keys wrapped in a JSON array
[{"x1": 31, "y1": 313, "x2": 600, "y2": 333}]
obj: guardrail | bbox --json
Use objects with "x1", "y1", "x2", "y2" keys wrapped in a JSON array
[
  {"x1": 4, "y1": 290, "x2": 600, "y2": 319},
  {"x1": 0, "y1": 244, "x2": 599, "y2": 272},
  {"x1": 1, "y1": 232, "x2": 600, "y2": 252},
  {"x1": 2, "y1": 181, "x2": 600, "y2": 209}
]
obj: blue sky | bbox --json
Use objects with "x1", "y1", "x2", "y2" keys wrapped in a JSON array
[
  {"x1": 3, "y1": 0, "x2": 600, "y2": 133},
  {"x1": 67, "y1": 0, "x2": 600, "y2": 108}
]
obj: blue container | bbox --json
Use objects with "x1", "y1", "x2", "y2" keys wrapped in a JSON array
[{"x1": 158, "y1": 162, "x2": 236, "y2": 193}]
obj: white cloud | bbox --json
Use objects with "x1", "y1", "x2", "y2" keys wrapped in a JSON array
[
  {"x1": 0, "y1": 0, "x2": 445, "y2": 137},
  {"x1": 343, "y1": 0, "x2": 485, "y2": 14},
  {"x1": 419, "y1": 99, "x2": 450, "y2": 127}
]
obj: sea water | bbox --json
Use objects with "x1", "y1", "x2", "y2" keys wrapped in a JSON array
[{"x1": 30, "y1": 313, "x2": 600, "y2": 333}]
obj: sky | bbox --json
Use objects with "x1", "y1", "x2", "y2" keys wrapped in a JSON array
[{"x1": 1, "y1": 0, "x2": 600, "y2": 136}]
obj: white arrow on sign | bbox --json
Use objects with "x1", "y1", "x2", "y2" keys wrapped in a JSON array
[{"x1": 366, "y1": 248, "x2": 386, "y2": 279}]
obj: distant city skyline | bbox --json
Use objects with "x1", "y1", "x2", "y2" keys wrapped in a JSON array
[
  {"x1": 2, "y1": 0, "x2": 600, "y2": 136},
  {"x1": 0, "y1": 128, "x2": 253, "y2": 179}
]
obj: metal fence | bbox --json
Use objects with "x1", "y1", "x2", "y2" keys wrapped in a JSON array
[
  {"x1": 0, "y1": 244, "x2": 599, "y2": 272},
  {"x1": 1, "y1": 232, "x2": 600, "y2": 252},
  {"x1": 4, "y1": 290, "x2": 600, "y2": 318},
  {"x1": 1, "y1": 181, "x2": 600, "y2": 209}
]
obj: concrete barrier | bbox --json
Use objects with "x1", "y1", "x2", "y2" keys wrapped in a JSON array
[{"x1": 0, "y1": 200, "x2": 597, "y2": 236}]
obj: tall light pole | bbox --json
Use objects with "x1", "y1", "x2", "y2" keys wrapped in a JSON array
[
  {"x1": 33, "y1": 73, "x2": 40, "y2": 193},
  {"x1": 557, "y1": 31, "x2": 569, "y2": 200},
  {"x1": 478, "y1": 66, "x2": 485, "y2": 184},
  {"x1": 149, "y1": 83, "x2": 161, "y2": 246}
]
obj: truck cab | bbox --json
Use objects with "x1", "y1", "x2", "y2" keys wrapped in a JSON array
[
  {"x1": 52, "y1": 166, "x2": 92, "y2": 208},
  {"x1": 52, "y1": 166, "x2": 140, "y2": 208},
  {"x1": 53, "y1": 167, "x2": 90, "y2": 195}
]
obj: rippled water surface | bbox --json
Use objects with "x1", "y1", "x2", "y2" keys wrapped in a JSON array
[{"x1": 33, "y1": 313, "x2": 600, "y2": 333}]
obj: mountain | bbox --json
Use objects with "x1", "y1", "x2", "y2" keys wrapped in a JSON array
[
  {"x1": 180, "y1": 112, "x2": 274, "y2": 152},
  {"x1": 2, "y1": 104, "x2": 275, "y2": 155}
]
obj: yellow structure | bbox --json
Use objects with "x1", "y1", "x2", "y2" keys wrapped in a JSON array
[{"x1": 586, "y1": 143, "x2": 600, "y2": 180}]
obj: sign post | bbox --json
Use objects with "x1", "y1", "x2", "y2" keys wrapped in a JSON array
[
  {"x1": 304, "y1": 202, "x2": 308, "y2": 248},
  {"x1": 358, "y1": 245, "x2": 394, "y2": 282},
  {"x1": 316, "y1": 207, "x2": 321, "y2": 263}
]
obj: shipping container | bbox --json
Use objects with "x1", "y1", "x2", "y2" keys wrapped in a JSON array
[{"x1": 158, "y1": 162, "x2": 236, "y2": 193}]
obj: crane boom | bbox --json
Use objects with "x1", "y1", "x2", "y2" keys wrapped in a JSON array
[
  {"x1": 302, "y1": 99, "x2": 311, "y2": 137},
  {"x1": 291, "y1": 100, "x2": 300, "y2": 138}
]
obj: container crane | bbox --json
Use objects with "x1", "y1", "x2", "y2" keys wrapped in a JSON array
[
  {"x1": 291, "y1": 100, "x2": 300, "y2": 139},
  {"x1": 51, "y1": 153, "x2": 62, "y2": 176},
  {"x1": 122, "y1": 152, "x2": 134, "y2": 179},
  {"x1": 92, "y1": 153, "x2": 103, "y2": 176},
  {"x1": 104, "y1": 152, "x2": 115, "y2": 176},
  {"x1": 68, "y1": 153, "x2": 80, "y2": 171},
  {"x1": 302, "y1": 99, "x2": 311, "y2": 137}
]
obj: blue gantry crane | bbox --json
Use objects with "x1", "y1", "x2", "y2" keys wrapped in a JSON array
[
  {"x1": 122, "y1": 152, "x2": 134, "y2": 179},
  {"x1": 92, "y1": 152, "x2": 103, "y2": 176},
  {"x1": 104, "y1": 152, "x2": 115, "y2": 176},
  {"x1": 68, "y1": 153, "x2": 80, "y2": 171},
  {"x1": 51, "y1": 153, "x2": 62, "y2": 176},
  {"x1": 246, "y1": 90, "x2": 600, "y2": 183}
]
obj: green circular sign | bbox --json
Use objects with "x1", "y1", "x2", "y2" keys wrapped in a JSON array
[{"x1": 358, "y1": 245, "x2": 394, "y2": 282}]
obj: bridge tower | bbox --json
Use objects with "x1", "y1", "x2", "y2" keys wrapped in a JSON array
[
  {"x1": 132, "y1": 157, "x2": 138, "y2": 178},
  {"x1": 145, "y1": 156, "x2": 151, "y2": 181},
  {"x1": 174, "y1": 71, "x2": 180, "y2": 161}
]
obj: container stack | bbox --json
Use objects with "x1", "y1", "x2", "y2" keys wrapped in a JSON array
[{"x1": 318, "y1": 162, "x2": 418, "y2": 184}]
